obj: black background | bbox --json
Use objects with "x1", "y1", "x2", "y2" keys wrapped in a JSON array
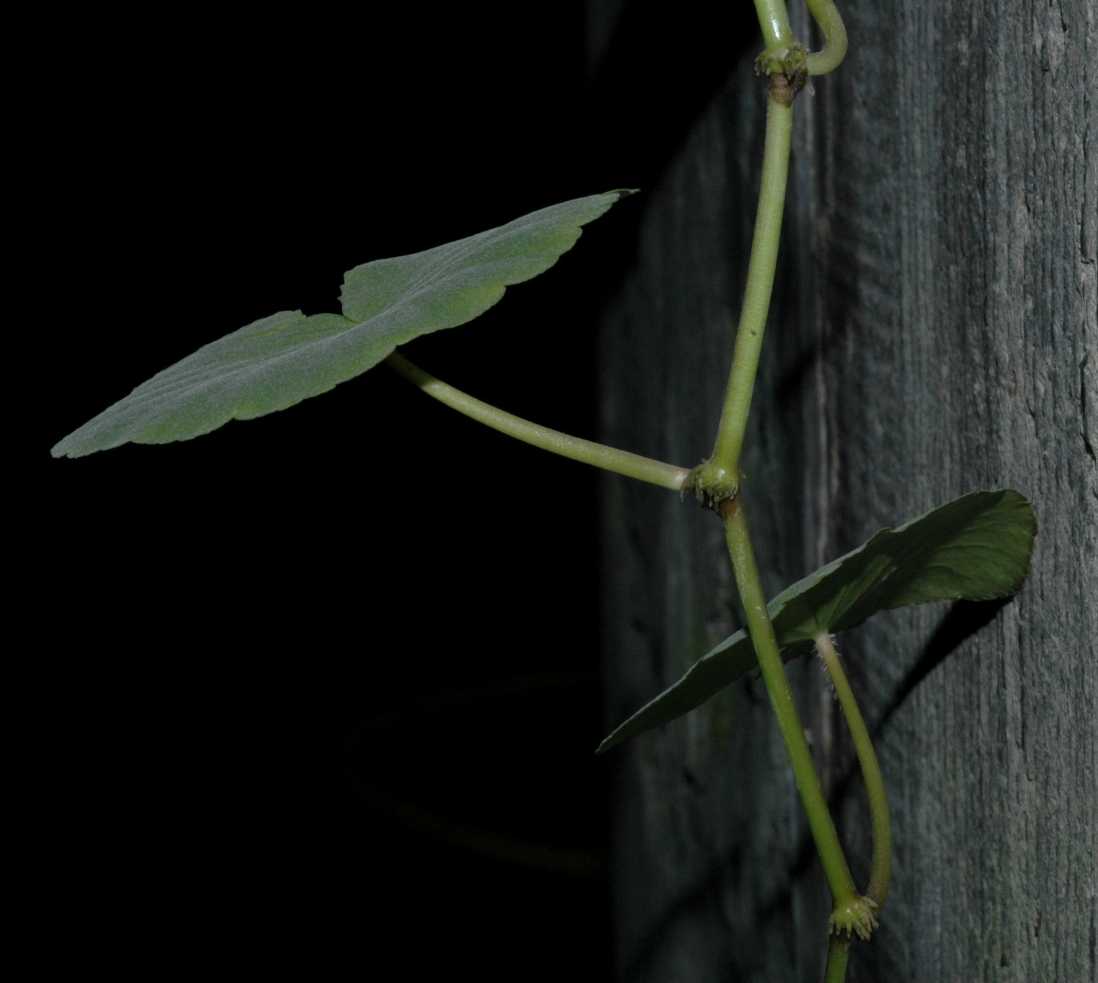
[{"x1": 36, "y1": 4, "x2": 757, "y2": 978}]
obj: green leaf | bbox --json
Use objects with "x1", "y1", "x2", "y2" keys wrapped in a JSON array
[
  {"x1": 52, "y1": 191, "x2": 632, "y2": 458},
  {"x1": 599, "y1": 489, "x2": 1037, "y2": 752}
]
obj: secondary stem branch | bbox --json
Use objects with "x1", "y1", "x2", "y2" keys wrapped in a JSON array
[
  {"x1": 805, "y1": 0, "x2": 849, "y2": 76},
  {"x1": 386, "y1": 353, "x2": 689, "y2": 492},
  {"x1": 816, "y1": 634, "x2": 892, "y2": 907}
]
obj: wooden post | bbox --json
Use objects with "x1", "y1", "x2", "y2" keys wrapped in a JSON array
[{"x1": 591, "y1": 2, "x2": 1096, "y2": 979}]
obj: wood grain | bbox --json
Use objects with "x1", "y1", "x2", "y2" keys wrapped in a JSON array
[{"x1": 592, "y1": 2, "x2": 1096, "y2": 980}]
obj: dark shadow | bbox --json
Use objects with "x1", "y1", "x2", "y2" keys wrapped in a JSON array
[
  {"x1": 775, "y1": 329, "x2": 845, "y2": 405},
  {"x1": 583, "y1": 2, "x2": 758, "y2": 192},
  {"x1": 618, "y1": 843, "x2": 761, "y2": 983},
  {"x1": 575, "y1": 1, "x2": 760, "y2": 324},
  {"x1": 774, "y1": 65, "x2": 862, "y2": 406},
  {"x1": 772, "y1": 233, "x2": 861, "y2": 406},
  {"x1": 873, "y1": 597, "x2": 1011, "y2": 733}
]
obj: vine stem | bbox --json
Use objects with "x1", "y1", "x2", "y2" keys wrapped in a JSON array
[
  {"x1": 754, "y1": 0, "x2": 848, "y2": 76},
  {"x1": 385, "y1": 352, "x2": 689, "y2": 491},
  {"x1": 805, "y1": 0, "x2": 849, "y2": 76},
  {"x1": 721, "y1": 9, "x2": 857, "y2": 982},
  {"x1": 816, "y1": 633, "x2": 892, "y2": 907},
  {"x1": 708, "y1": 93, "x2": 792, "y2": 485},
  {"x1": 754, "y1": 0, "x2": 796, "y2": 49},
  {"x1": 824, "y1": 938, "x2": 852, "y2": 983},
  {"x1": 721, "y1": 498, "x2": 858, "y2": 905}
]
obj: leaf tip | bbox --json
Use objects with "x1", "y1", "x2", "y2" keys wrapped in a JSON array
[
  {"x1": 50, "y1": 434, "x2": 80, "y2": 459},
  {"x1": 597, "y1": 718, "x2": 637, "y2": 754}
]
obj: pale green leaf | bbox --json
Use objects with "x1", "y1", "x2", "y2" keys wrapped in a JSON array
[
  {"x1": 599, "y1": 489, "x2": 1037, "y2": 752},
  {"x1": 52, "y1": 191, "x2": 631, "y2": 458}
]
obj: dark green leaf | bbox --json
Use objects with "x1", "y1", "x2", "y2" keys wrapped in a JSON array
[
  {"x1": 599, "y1": 490, "x2": 1037, "y2": 752},
  {"x1": 52, "y1": 191, "x2": 631, "y2": 458}
]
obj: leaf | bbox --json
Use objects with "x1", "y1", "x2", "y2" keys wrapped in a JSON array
[
  {"x1": 599, "y1": 489, "x2": 1037, "y2": 752},
  {"x1": 52, "y1": 191, "x2": 632, "y2": 458}
]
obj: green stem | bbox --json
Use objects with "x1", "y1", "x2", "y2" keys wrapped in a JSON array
[
  {"x1": 386, "y1": 353, "x2": 689, "y2": 492},
  {"x1": 708, "y1": 94, "x2": 792, "y2": 484},
  {"x1": 753, "y1": 0, "x2": 796, "y2": 49},
  {"x1": 816, "y1": 634, "x2": 892, "y2": 908},
  {"x1": 824, "y1": 937, "x2": 852, "y2": 983},
  {"x1": 805, "y1": 0, "x2": 848, "y2": 76},
  {"x1": 721, "y1": 499, "x2": 858, "y2": 906},
  {"x1": 716, "y1": 8, "x2": 854, "y2": 982},
  {"x1": 754, "y1": 0, "x2": 847, "y2": 76}
]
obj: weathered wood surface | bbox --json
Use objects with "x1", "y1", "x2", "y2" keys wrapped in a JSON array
[{"x1": 591, "y1": 2, "x2": 1096, "y2": 981}]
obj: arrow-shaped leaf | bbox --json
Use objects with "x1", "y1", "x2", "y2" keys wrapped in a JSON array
[
  {"x1": 52, "y1": 191, "x2": 631, "y2": 458},
  {"x1": 600, "y1": 489, "x2": 1036, "y2": 752}
]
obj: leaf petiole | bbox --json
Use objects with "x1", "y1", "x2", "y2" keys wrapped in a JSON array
[{"x1": 386, "y1": 353, "x2": 689, "y2": 492}]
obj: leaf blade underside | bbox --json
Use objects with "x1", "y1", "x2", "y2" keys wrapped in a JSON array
[
  {"x1": 599, "y1": 489, "x2": 1037, "y2": 752},
  {"x1": 52, "y1": 191, "x2": 631, "y2": 458}
]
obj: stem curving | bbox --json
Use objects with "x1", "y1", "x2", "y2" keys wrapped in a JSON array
[
  {"x1": 805, "y1": 0, "x2": 848, "y2": 76},
  {"x1": 816, "y1": 633, "x2": 892, "y2": 907}
]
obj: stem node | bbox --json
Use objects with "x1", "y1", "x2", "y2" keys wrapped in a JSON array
[
  {"x1": 685, "y1": 458, "x2": 739, "y2": 511},
  {"x1": 829, "y1": 895, "x2": 879, "y2": 942},
  {"x1": 754, "y1": 44, "x2": 809, "y2": 105}
]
